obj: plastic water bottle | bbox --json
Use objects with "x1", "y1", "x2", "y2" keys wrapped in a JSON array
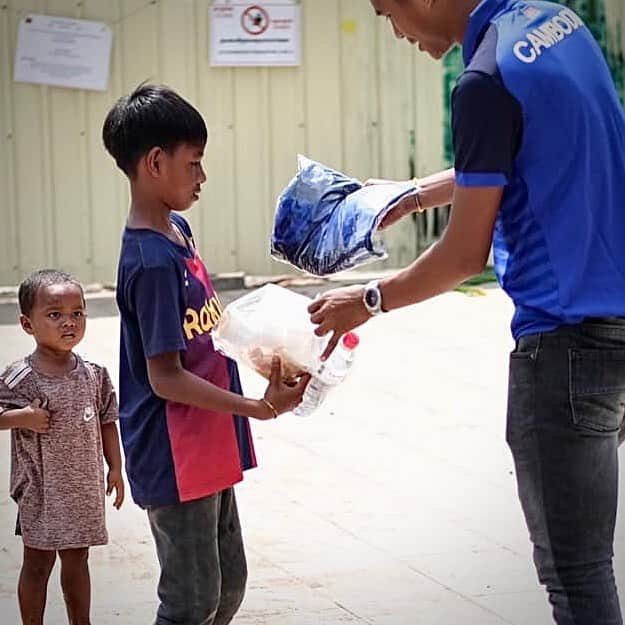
[
  {"x1": 294, "y1": 332, "x2": 359, "y2": 416},
  {"x1": 292, "y1": 376, "x2": 331, "y2": 417}
]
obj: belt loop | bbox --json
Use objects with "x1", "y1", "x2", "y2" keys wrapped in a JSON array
[{"x1": 532, "y1": 333, "x2": 542, "y2": 360}]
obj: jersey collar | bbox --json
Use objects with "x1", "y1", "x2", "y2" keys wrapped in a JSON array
[{"x1": 462, "y1": 0, "x2": 509, "y2": 65}]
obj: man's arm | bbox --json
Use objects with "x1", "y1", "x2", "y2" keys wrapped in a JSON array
[
  {"x1": 147, "y1": 352, "x2": 309, "y2": 419},
  {"x1": 310, "y1": 68, "x2": 519, "y2": 356},
  {"x1": 418, "y1": 168, "x2": 456, "y2": 211},
  {"x1": 379, "y1": 184, "x2": 501, "y2": 310},
  {"x1": 372, "y1": 168, "x2": 456, "y2": 230},
  {"x1": 309, "y1": 184, "x2": 502, "y2": 357}
]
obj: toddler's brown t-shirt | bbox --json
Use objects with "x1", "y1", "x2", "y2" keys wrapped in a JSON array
[{"x1": 0, "y1": 355, "x2": 118, "y2": 550}]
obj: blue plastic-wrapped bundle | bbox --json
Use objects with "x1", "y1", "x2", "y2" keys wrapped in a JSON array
[{"x1": 271, "y1": 156, "x2": 416, "y2": 276}]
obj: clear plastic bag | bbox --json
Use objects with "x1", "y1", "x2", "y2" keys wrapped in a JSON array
[
  {"x1": 271, "y1": 156, "x2": 416, "y2": 276},
  {"x1": 212, "y1": 284, "x2": 324, "y2": 380}
]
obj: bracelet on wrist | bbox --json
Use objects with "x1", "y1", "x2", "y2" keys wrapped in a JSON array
[
  {"x1": 412, "y1": 177, "x2": 425, "y2": 213},
  {"x1": 261, "y1": 398, "x2": 278, "y2": 419}
]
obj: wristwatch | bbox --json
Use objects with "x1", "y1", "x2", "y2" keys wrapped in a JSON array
[{"x1": 363, "y1": 280, "x2": 385, "y2": 316}]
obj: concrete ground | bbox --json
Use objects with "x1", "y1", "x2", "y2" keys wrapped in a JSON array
[{"x1": 2, "y1": 287, "x2": 625, "y2": 624}]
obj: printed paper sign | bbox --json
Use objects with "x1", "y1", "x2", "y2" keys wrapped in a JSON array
[
  {"x1": 14, "y1": 14, "x2": 113, "y2": 91},
  {"x1": 210, "y1": 2, "x2": 301, "y2": 67}
]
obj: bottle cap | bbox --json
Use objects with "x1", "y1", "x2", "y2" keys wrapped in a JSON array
[{"x1": 342, "y1": 332, "x2": 359, "y2": 350}]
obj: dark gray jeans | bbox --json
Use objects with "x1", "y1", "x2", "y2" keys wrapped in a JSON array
[
  {"x1": 507, "y1": 319, "x2": 625, "y2": 625},
  {"x1": 147, "y1": 488, "x2": 247, "y2": 625}
]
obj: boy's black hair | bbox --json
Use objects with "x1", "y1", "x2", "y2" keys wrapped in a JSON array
[
  {"x1": 102, "y1": 84, "x2": 207, "y2": 176},
  {"x1": 18, "y1": 270, "x2": 83, "y2": 316}
]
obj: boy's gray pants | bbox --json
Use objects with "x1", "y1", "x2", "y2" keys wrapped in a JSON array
[{"x1": 147, "y1": 488, "x2": 247, "y2": 625}]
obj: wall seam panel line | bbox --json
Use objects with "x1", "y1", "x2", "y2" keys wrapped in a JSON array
[
  {"x1": 374, "y1": 18, "x2": 383, "y2": 178},
  {"x1": 230, "y1": 66, "x2": 239, "y2": 271},
  {"x1": 78, "y1": 1, "x2": 94, "y2": 282},
  {"x1": 39, "y1": 0, "x2": 56, "y2": 269},
  {"x1": 302, "y1": 0, "x2": 309, "y2": 157},
  {"x1": 41, "y1": 84, "x2": 56, "y2": 268},
  {"x1": 3, "y1": 2, "x2": 19, "y2": 282},
  {"x1": 266, "y1": 66, "x2": 274, "y2": 269},
  {"x1": 193, "y1": 0, "x2": 204, "y2": 251},
  {"x1": 116, "y1": 0, "x2": 127, "y2": 232},
  {"x1": 338, "y1": 0, "x2": 346, "y2": 172},
  {"x1": 411, "y1": 41, "x2": 417, "y2": 177},
  {"x1": 156, "y1": 0, "x2": 163, "y2": 83}
]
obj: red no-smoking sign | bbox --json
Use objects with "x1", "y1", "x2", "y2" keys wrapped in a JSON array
[{"x1": 241, "y1": 5, "x2": 270, "y2": 35}]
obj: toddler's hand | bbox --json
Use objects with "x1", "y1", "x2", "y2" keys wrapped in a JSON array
[
  {"x1": 106, "y1": 468, "x2": 125, "y2": 509},
  {"x1": 22, "y1": 399, "x2": 50, "y2": 433}
]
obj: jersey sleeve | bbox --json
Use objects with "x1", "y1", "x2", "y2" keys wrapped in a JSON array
[
  {"x1": 129, "y1": 265, "x2": 187, "y2": 359},
  {"x1": 452, "y1": 70, "x2": 523, "y2": 187},
  {"x1": 0, "y1": 363, "x2": 37, "y2": 414}
]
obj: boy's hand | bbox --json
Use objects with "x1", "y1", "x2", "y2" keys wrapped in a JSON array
[
  {"x1": 22, "y1": 399, "x2": 50, "y2": 433},
  {"x1": 106, "y1": 469, "x2": 125, "y2": 509},
  {"x1": 262, "y1": 357, "x2": 310, "y2": 418}
]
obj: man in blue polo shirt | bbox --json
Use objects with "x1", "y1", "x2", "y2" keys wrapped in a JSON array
[{"x1": 309, "y1": 1, "x2": 625, "y2": 623}]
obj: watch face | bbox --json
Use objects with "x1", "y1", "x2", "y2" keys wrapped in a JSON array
[{"x1": 365, "y1": 288, "x2": 379, "y2": 309}]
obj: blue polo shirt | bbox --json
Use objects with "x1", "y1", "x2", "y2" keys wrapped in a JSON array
[{"x1": 454, "y1": 0, "x2": 625, "y2": 339}]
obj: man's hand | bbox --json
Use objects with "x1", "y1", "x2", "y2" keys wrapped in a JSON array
[
  {"x1": 366, "y1": 169, "x2": 457, "y2": 230},
  {"x1": 308, "y1": 285, "x2": 370, "y2": 360},
  {"x1": 364, "y1": 178, "x2": 420, "y2": 231},
  {"x1": 21, "y1": 399, "x2": 50, "y2": 433},
  {"x1": 262, "y1": 357, "x2": 311, "y2": 418},
  {"x1": 378, "y1": 193, "x2": 420, "y2": 230},
  {"x1": 106, "y1": 468, "x2": 125, "y2": 509}
]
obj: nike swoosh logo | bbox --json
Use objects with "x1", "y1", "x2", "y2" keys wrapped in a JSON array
[{"x1": 83, "y1": 411, "x2": 95, "y2": 423}]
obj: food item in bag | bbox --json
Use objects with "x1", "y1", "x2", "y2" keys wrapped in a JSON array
[
  {"x1": 247, "y1": 346, "x2": 304, "y2": 382},
  {"x1": 213, "y1": 284, "x2": 324, "y2": 380}
]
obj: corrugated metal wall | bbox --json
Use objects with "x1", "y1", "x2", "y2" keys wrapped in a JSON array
[
  {"x1": 4, "y1": 1, "x2": 621, "y2": 287},
  {"x1": 0, "y1": 0, "x2": 444, "y2": 286}
]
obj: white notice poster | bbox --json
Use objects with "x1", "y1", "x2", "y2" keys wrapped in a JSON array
[
  {"x1": 210, "y1": 2, "x2": 301, "y2": 67},
  {"x1": 14, "y1": 14, "x2": 113, "y2": 91}
]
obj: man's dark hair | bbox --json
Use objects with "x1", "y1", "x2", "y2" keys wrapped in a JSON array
[
  {"x1": 18, "y1": 270, "x2": 83, "y2": 316},
  {"x1": 102, "y1": 84, "x2": 207, "y2": 176}
]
